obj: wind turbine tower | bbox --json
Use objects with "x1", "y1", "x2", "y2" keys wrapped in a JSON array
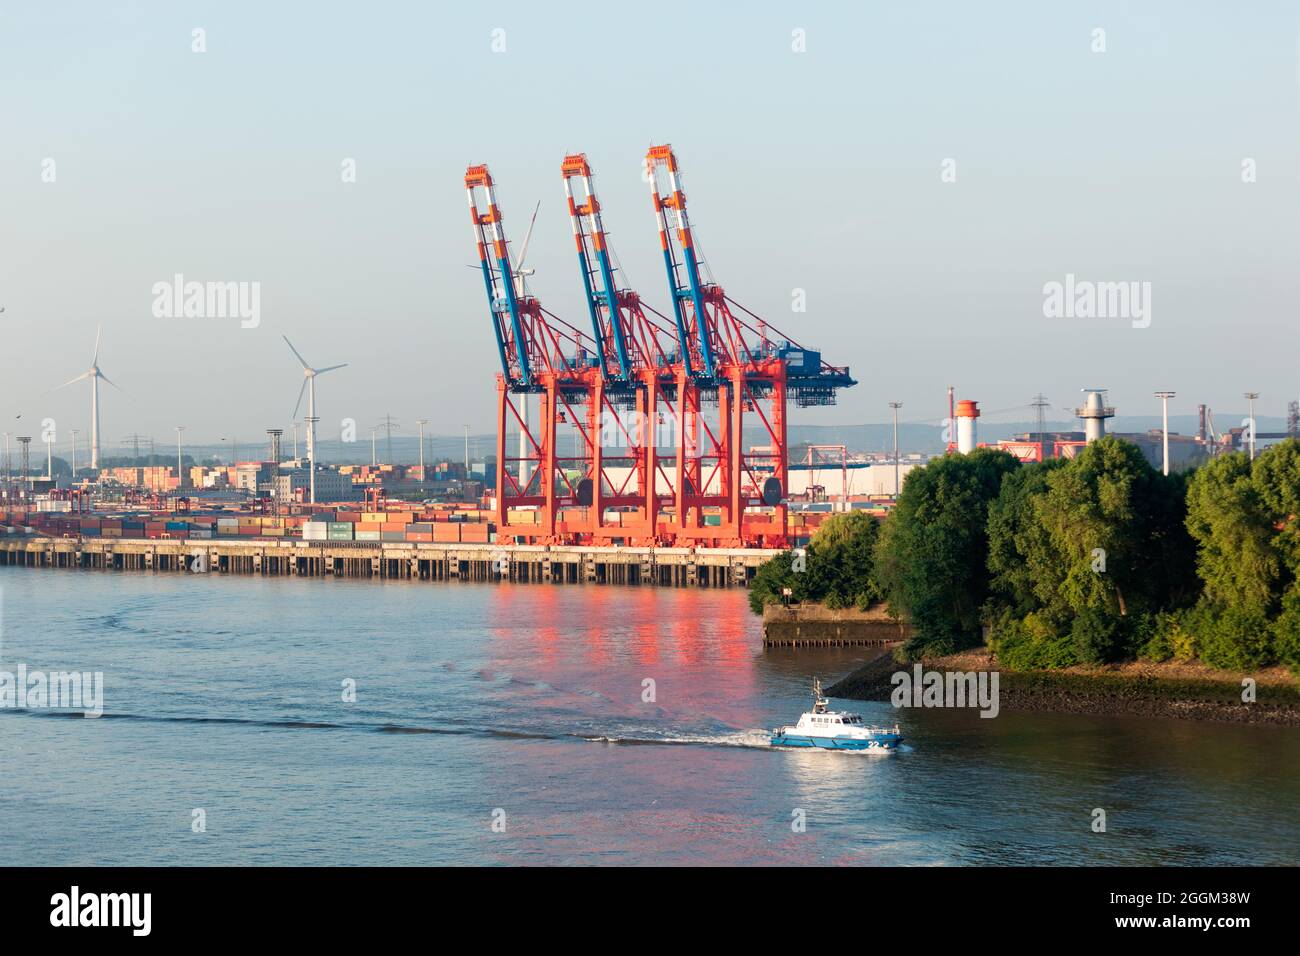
[
  {"x1": 55, "y1": 325, "x2": 118, "y2": 470},
  {"x1": 284, "y1": 336, "x2": 347, "y2": 505}
]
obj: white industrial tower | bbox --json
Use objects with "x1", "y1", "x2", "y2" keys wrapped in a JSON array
[{"x1": 1076, "y1": 388, "x2": 1115, "y2": 443}]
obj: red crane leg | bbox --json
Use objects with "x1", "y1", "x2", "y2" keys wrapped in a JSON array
[
  {"x1": 588, "y1": 377, "x2": 604, "y2": 541},
  {"x1": 674, "y1": 372, "x2": 689, "y2": 534},
  {"x1": 773, "y1": 371, "x2": 789, "y2": 547},
  {"x1": 643, "y1": 375, "x2": 660, "y2": 539},
  {"x1": 494, "y1": 376, "x2": 508, "y2": 529},
  {"x1": 542, "y1": 378, "x2": 558, "y2": 540}
]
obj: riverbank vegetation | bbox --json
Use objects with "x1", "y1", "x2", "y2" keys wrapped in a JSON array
[{"x1": 751, "y1": 436, "x2": 1300, "y2": 674}]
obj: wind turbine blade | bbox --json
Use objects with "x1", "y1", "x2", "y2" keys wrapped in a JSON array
[
  {"x1": 93, "y1": 324, "x2": 102, "y2": 364},
  {"x1": 98, "y1": 372, "x2": 122, "y2": 391},
  {"x1": 314, "y1": 363, "x2": 347, "y2": 375},
  {"x1": 516, "y1": 200, "x2": 540, "y2": 272},
  {"x1": 54, "y1": 372, "x2": 91, "y2": 390},
  {"x1": 292, "y1": 379, "x2": 308, "y2": 420},
  {"x1": 282, "y1": 335, "x2": 311, "y2": 370}
]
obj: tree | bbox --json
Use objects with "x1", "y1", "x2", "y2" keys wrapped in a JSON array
[
  {"x1": 1184, "y1": 439, "x2": 1300, "y2": 670},
  {"x1": 747, "y1": 511, "x2": 881, "y2": 614},
  {"x1": 803, "y1": 511, "x2": 881, "y2": 610},
  {"x1": 748, "y1": 550, "x2": 806, "y2": 615},
  {"x1": 986, "y1": 459, "x2": 1065, "y2": 619},
  {"x1": 986, "y1": 437, "x2": 1196, "y2": 666},
  {"x1": 1185, "y1": 452, "x2": 1280, "y2": 615},
  {"x1": 873, "y1": 448, "x2": 1020, "y2": 656}
]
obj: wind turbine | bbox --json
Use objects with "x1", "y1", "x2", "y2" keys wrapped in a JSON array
[
  {"x1": 54, "y1": 325, "x2": 118, "y2": 471},
  {"x1": 284, "y1": 335, "x2": 347, "y2": 504},
  {"x1": 512, "y1": 199, "x2": 540, "y2": 293}
]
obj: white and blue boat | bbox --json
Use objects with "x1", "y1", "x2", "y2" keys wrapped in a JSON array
[{"x1": 770, "y1": 678, "x2": 902, "y2": 752}]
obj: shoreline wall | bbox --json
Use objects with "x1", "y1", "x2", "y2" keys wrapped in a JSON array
[
  {"x1": 762, "y1": 603, "x2": 914, "y2": 647},
  {"x1": 0, "y1": 536, "x2": 777, "y2": 589}
]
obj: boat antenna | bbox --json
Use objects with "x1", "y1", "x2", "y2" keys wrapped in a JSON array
[{"x1": 813, "y1": 677, "x2": 828, "y2": 713}]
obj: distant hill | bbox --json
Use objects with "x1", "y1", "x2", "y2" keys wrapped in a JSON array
[
  {"x1": 780, "y1": 415, "x2": 1288, "y2": 456},
  {"x1": 177, "y1": 414, "x2": 1289, "y2": 465}
]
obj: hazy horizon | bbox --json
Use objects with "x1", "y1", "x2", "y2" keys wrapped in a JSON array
[{"x1": 3, "y1": 1, "x2": 1298, "y2": 450}]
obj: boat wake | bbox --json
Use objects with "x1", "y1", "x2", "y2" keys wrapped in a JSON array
[
  {"x1": 2, "y1": 708, "x2": 777, "y2": 752},
  {"x1": 579, "y1": 729, "x2": 773, "y2": 750}
]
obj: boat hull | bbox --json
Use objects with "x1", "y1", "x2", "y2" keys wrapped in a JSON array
[{"x1": 769, "y1": 732, "x2": 902, "y2": 751}]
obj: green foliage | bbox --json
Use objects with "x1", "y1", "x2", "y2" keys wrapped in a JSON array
[
  {"x1": 1195, "y1": 603, "x2": 1274, "y2": 670},
  {"x1": 1185, "y1": 452, "x2": 1280, "y2": 614},
  {"x1": 748, "y1": 549, "x2": 805, "y2": 615},
  {"x1": 750, "y1": 436, "x2": 1300, "y2": 675},
  {"x1": 1071, "y1": 608, "x2": 1122, "y2": 664},
  {"x1": 984, "y1": 437, "x2": 1197, "y2": 666},
  {"x1": 986, "y1": 459, "x2": 1064, "y2": 617},
  {"x1": 747, "y1": 511, "x2": 881, "y2": 615},
  {"x1": 873, "y1": 448, "x2": 1021, "y2": 654},
  {"x1": 1273, "y1": 588, "x2": 1300, "y2": 671},
  {"x1": 992, "y1": 610, "x2": 1080, "y2": 669},
  {"x1": 804, "y1": 511, "x2": 881, "y2": 608},
  {"x1": 1179, "y1": 439, "x2": 1300, "y2": 669},
  {"x1": 1139, "y1": 610, "x2": 1199, "y2": 663}
]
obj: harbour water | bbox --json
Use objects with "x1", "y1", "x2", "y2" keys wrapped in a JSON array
[{"x1": 1, "y1": 568, "x2": 1296, "y2": 866}]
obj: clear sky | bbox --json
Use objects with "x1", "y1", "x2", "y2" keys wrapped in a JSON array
[{"x1": 2, "y1": 0, "x2": 1298, "y2": 451}]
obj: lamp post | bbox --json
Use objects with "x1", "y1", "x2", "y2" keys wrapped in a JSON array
[
  {"x1": 175, "y1": 425, "x2": 185, "y2": 490},
  {"x1": 1244, "y1": 392, "x2": 1259, "y2": 461},
  {"x1": 889, "y1": 402, "x2": 903, "y2": 496},
  {"x1": 1155, "y1": 391, "x2": 1175, "y2": 475}
]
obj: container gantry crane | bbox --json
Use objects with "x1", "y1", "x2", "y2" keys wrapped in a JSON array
[
  {"x1": 561, "y1": 153, "x2": 685, "y2": 544},
  {"x1": 465, "y1": 147, "x2": 855, "y2": 549},
  {"x1": 643, "y1": 143, "x2": 856, "y2": 545},
  {"x1": 466, "y1": 163, "x2": 598, "y2": 540}
]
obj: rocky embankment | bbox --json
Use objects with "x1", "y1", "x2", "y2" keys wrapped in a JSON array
[{"x1": 826, "y1": 650, "x2": 1300, "y2": 725}]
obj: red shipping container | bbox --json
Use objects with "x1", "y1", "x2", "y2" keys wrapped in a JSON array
[{"x1": 460, "y1": 524, "x2": 489, "y2": 543}]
